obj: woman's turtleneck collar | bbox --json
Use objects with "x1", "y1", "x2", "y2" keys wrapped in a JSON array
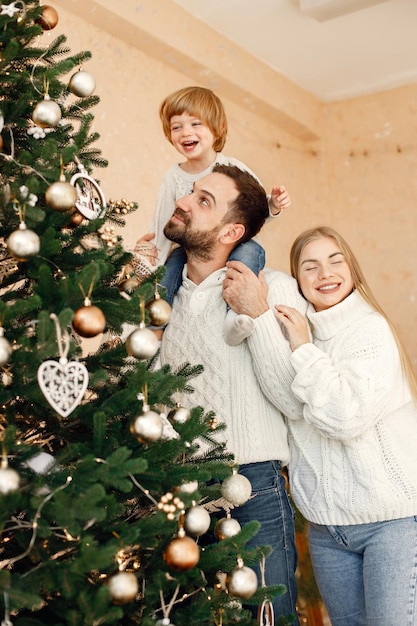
[{"x1": 306, "y1": 290, "x2": 375, "y2": 341}]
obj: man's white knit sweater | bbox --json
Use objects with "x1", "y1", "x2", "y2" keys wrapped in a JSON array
[
  {"x1": 287, "y1": 290, "x2": 417, "y2": 526},
  {"x1": 161, "y1": 267, "x2": 306, "y2": 466}
]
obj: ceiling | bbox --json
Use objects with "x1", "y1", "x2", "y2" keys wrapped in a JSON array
[{"x1": 173, "y1": 0, "x2": 417, "y2": 102}]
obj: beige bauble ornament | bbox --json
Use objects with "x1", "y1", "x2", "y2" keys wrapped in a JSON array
[
  {"x1": 130, "y1": 405, "x2": 163, "y2": 443},
  {"x1": 226, "y1": 560, "x2": 258, "y2": 599},
  {"x1": 32, "y1": 96, "x2": 61, "y2": 128},
  {"x1": 45, "y1": 180, "x2": 77, "y2": 212},
  {"x1": 7, "y1": 223, "x2": 40, "y2": 261},
  {"x1": 126, "y1": 324, "x2": 159, "y2": 360},
  {"x1": 72, "y1": 300, "x2": 106, "y2": 338},
  {"x1": 163, "y1": 532, "x2": 200, "y2": 571},
  {"x1": 221, "y1": 472, "x2": 252, "y2": 506},
  {"x1": 36, "y1": 5, "x2": 59, "y2": 29},
  {"x1": 0, "y1": 462, "x2": 20, "y2": 494},
  {"x1": 68, "y1": 70, "x2": 96, "y2": 97},
  {"x1": 184, "y1": 505, "x2": 211, "y2": 537},
  {"x1": 107, "y1": 571, "x2": 138, "y2": 605},
  {"x1": 146, "y1": 293, "x2": 171, "y2": 327},
  {"x1": 214, "y1": 516, "x2": 241, "y2": 540}
]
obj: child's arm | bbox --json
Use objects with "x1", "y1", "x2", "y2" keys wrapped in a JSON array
[{"x1": 268, "y1": 185, "x2": 291, "y2": 216}]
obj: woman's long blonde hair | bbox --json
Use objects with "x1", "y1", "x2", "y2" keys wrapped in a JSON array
[{"x1": 290, "y1": 226, "x2": 417, "y2": 403}]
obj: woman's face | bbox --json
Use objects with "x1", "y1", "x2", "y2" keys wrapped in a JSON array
[{"x1": 297, "y1": 235, "x2": 354, "y2": 311}]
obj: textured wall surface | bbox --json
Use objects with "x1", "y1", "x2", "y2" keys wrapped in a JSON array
[{"x1": 52, "y1": 0, "x2": 417, "y2": 370}]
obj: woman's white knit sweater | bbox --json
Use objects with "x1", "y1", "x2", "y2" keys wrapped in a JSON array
[
  {"x1": 160, "y1": 268, "x2": 306, "y2": 466},
  {"x1": 287, "y1": 290, "x2": 417, "y2": 526}
]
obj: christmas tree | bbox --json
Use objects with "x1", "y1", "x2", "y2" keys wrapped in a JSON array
[{"x1": 0, "y1": 3, "x2": 288, "y2": 625}]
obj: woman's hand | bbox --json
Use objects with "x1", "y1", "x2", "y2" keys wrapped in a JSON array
[{"x1": 274, "y1": 304, "x2": 311, "y2": 351}]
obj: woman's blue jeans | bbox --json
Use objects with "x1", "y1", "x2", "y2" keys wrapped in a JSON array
[
  {"x1": 308, "y1": 517, "x2": 417, "y2": 625},
  {"x1": 233, "y1": 461, "x2": 300, "y2": 625}
]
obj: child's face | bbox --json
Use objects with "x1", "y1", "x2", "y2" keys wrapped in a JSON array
[{"x1": 169, "y1": 112, "x2": 216, "y2": 161}]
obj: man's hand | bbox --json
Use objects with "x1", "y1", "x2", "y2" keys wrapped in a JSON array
[{"x1": 223, "y1": 260, "x2": 269, "y2": 318}]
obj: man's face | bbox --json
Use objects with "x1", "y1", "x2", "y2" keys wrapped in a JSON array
[{"x1": 163, "y1": 172, "x2": 238, "y2": 261}]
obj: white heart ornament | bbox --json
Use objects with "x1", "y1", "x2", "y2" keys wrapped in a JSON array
[{"x1": 37, "y1": 359, "x2": 89, "y2": 417}]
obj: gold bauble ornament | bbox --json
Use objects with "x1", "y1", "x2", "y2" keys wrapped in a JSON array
[
  {"x1": 221, "y1": 471, "x2": 252, "y2": 506},
  {"x1": 32, "y1": 95, "x2": 61, "y2": 128},
  {"x1": 0, "y1": 135, "x2": 3, "y2": 151},
  {"x1": 126, "y1": 323, "x2": 159, "y2": 360},
  {"x1": 118, "y1": 276, "x2": 140, "y2": 296},
  {"x1": 72, "y1": 299, "x2": 106, "y2": 338},
  {"x1": 130, "y1": 404, "x2": 163, "y2": 443},
  {"x1": 45, "y1": 180, "x2": 77, "y2": 212},
  {"x1": 163, "y1": 530, "x2": 200, "y2": 571},
  {"x1": 68, "y1": 69, "x2": 96, "y2": 97},
  {"x1": 69, "y1": 210, "x2": 84, "y2": 227},
  {"x1": 0, "y1": 461, "x2": 20, "y2": 494},
  {"x1": 107, "y1": 571, "x2": 139, "y2": 605},
  {"x1": 36, "y1": 5, "x2": 59, "y2": 30},
  {"x1": 145, "y1": 292, "x2": 171, "y2": 327},
  {"x1": 167, "y1": 403, "x2": 190, "y2": 425},
  {"x1": 214, "y1": 516, "x2": 241, "y2": 540},
  {"x1": 7, "y1": 223, "x2": 40, "y2": 261},
  {"x1": 184, "y1": 505, "x2": 211, "y2": 537},
  {"x1": 226, "y1": 559, "x2": 258, "y2": 599}
]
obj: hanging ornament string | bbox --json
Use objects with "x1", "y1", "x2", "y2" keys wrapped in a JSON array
[
  {"x1": 158, "y1": 585, "x2": 180, "y2": 625},
  {"x1": 257, "y1": 555, "x2": 275, "y2": 626},
  {"x1": 0, "y1": 475, "x2": 72, "y2": 569},
  {"x1": 2, "y1": 590, "x2": 12, "y2": 626}
]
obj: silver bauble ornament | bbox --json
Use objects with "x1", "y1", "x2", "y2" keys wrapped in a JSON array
[
  {"x1": 167, "y1": 403, "x2": 190, "y2": 424},
  {"x1": 32, "y1": 95, "x2": 61, "y2": 128},
  {"x1": 130, "y1": 405, "x2": 163, "y2": 443},
  {"x1": 0, "y1": 329, "x2": 12, "y2": 367},
  {"x1": 226, "y1": 560, "x2": 258, "y2": 599},
  {"x1": 214, "y1": 516, "x2": 241, "y2": 540},
  {"x1": 0, "y1": 462, "x2": 20, "y2": 494},
  {"x1": 107, "y1": 571, "x2": 139, "y2": 605},
  {"x1": 7, "y1": 223, "x2": 40, "y2": 261},
  {"x1": 184, "y1": 505, "x2": 211, "y2": 537},
  {"x1": 146, "y1": 293, "x2": 172, "y2": 327},
  {"x1": 45, "y1": 180, "x2": 77, "y2": 212},
  {"x1": 221, "y1": 472, "x2": 252, "y2": 506},
  {"x1": 126, "y1": 324, "x2": 159, "y2": 360},
  {"x1": 68, "y1": 69, "x2": 96, "y2": 97}
]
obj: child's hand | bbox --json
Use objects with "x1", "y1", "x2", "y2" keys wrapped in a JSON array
[
  {"x1": 270, "y1": 185, "x2": 291, "y2": 215},
  {"x1": 134, "y1": 232, "x2": 158, "y2": 266}
]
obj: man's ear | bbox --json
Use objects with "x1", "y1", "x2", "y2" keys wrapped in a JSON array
[{"x1": 220, "y1": 223, "x2": 245, "y2": 244}]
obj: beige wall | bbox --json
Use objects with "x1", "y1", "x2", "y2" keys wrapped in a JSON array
[{"x1": 52, "y1": 0, "x2": 417, "y2": 371}]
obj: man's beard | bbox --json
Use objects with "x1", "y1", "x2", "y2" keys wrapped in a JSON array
[{"x1": 163, "y1": 210, "x2": 222, "y2": 262}]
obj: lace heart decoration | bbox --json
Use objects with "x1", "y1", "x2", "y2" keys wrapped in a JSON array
[{"x1": 38, "y1": 358, "x2": 89, "y2": 418}]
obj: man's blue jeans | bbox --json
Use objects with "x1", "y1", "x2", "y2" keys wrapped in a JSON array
[
  {"x1": 232, "y1": 461, "x2": 300, "y2": 625},
  {"x1": 308, "y1": 517, "x2": 417, "y2": 625}
]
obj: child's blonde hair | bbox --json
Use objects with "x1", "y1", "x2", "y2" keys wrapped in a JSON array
[{"x1": 159, "y1": 86, "x2": 228, "y2": 153}]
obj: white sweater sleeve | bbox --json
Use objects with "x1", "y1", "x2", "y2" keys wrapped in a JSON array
[
  {"x1": 246, "y1": 271, "x2": 306, "y2": 419},
  {"x1": 289, "y1": 314, "x2": 403, "y2": 440}
]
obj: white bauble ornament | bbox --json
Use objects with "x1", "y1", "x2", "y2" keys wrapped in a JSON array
[
  {"x1": 130, "y1": 405, "x2": 163, "y2": 443},
  {"x1": 68, "y1": 70, "x2": 96, "y2": 97},
  {"x1": 226, "y1": 560, "x2": 258, "y2": 599},
  {"x1": 214, "y1": 516, "x2": 241, "y2": 540},
  {"x1": 45, "y1": 180, "x2": 77, "y2": 212},
  {"x1": 32, "y1": 96, "x2": 61, "y2": 128},
  {"x1": 126, "y1": 324, "x2": 159, "y2": 360},
  {"x1": 7, "y1": 223, "x2": 40, "y2": 261},
  {"x1": 176, "y1": 480, "x2": 199, "y2": 494},
  {"x1": 0, "y1": 329, "x2": 12, "y2": 367},
  {"x1": 0, "y1": 462, "x2": 20, "y2": 494},
  {"x1": 184, "y1": 505, "x2": 211, "y2": 537},
  {"x1": 221, "y1": 472, "x2": 252, "y2": 506},
  {"x1": 107, "y1": 571, "x2": 138, "y2": 605}
]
